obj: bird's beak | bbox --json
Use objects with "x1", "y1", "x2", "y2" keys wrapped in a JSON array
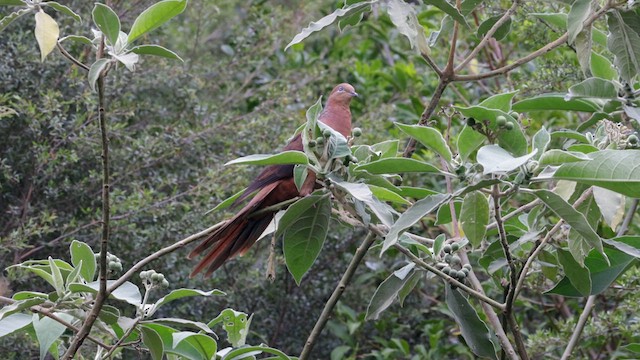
[{"x1": 350, "y1": 91, "x2": 359, "y2": 97}]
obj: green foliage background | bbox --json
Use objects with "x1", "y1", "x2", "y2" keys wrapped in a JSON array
[{"x1": 1, "y1": 0, "x2": 639, "y2": 359}]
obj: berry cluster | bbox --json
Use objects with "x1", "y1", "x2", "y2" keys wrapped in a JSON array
[
  {"x1": 436, "y1": 242, "x2": 471, "y2": 283},
  {"x1": 139, "y1": 269, "x2": 169, "y2": 288},
  {"x1": 95, "y1": 252, "x2": 123, "y2": 273}
]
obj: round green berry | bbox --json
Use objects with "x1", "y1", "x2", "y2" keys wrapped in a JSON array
[
  {"x1": 161, "y1": 279, "x2": 170, "y2": 288},
  {"x1": 628, "y1": 134, "x2": 638, "y2": 145},
  {"x1": 444, "y1": 254, "x2": 452, "y2": 263},
  {"x1": 505, "y1": 122, "x2": 515, "y2": 131},
  {"x1": 510, "y1": 112, "x2": 520, "y2": 119},
  {"x1": 496, "y1": 116, "x2": 507, "y2": 127},
  {"x1": 442, "y1": 266, "x2": 452, "y2": 275},
  {"x1": 463, "y1": 264, "x2": 472, "y2": 271},
  {"x1": 443, "y1": 244, "x2": 452, "y2": 254},
  {"x1": 466, "y1": 117, "x2": 476, "y2": 126},
  {"x1": 316, "y1": 137, "x2": 324, "y2": 145},
  {"x1": 451, "y1": 243, "x2": 460, "y2": 252},
  {"x1": 352, "y1": 127, "x2": 362, "y2": 137},
  {"x1": 323, "y1": 129, "x2": 332, "y2": 138},
  {"x1": 456, "y1": 270, "x2": 467, "y2": 279},
  {"x1": 308, "y1": 140, "x2": 317, "y2": 148},
  {"x1": 451, "y1": 255, "x2": 461, "y2": 266}
]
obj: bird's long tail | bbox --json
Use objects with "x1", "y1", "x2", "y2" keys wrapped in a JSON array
[{"x1": 188, "y1": 182, "x2": 279, "y2": 277}]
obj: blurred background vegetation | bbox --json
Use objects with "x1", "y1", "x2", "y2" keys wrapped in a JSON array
[{"x1": 3, "y1": 0, "x2": 634, "y2": 359}]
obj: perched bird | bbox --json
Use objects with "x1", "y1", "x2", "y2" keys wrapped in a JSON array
[{"x1": 189, "y1": 83, "x2": 358, "y2": 277}]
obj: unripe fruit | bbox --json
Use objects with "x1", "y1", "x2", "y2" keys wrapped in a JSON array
[
  {"x1": 451, "y1": 255, "x2": 461, "y2": 266},
  {"x1": 308, "y1": 140, "x2": 317, "y2": 148},
  {"x1": 628, "y1": 134, "x2": 638, "y2": 145},
  {"x1": 510, "y1": 112, "x2": 520, "y2": 119},
  {"x1": 140, "y1": 271, "x2": 149, "y2": 279},
  {"x1": 151, "y1": 273, "x2": 163, "y2": 282},
  {"x1": 444, "y1": 254, "x2": 452, "y2": 263},
  {"x1": 323, "y1": 129, "x2": 332, "y2": 138},
  {"x1": 505, "y1": 122, "x2": 514, "y2": 131},
  {"x1": 451, "y1": 243, "x2": 460, "y2": 252},
  {"x1": 316, "y1": 137, "x2": 324, "y2": 145},
  {"x1": 456, "y1": 270, "x2": 467, "y2": 279},
  {"x1": 352, "y1": 127, "x2": 362, "y2": 137},
  {"x1": 443, "y1": 244, "x2": 452, "y2": 254},
  {"x1": 443, "y1": 266, "x2": 452, "y2": 275},
  {"x1": 496, "y1": 116, "x2": 507, "y2": 127},
  {"x1": 161, "y1": 279, "x2": 169, "y2": 287},
  {"x1": 463, "y1": 264, "x2": 472, "y2": 271},
  {"x1": 108, "y1": 262, "x2": 121, "y2": 271},
  {"x1": 466, "y1": 117, "x2": 476, "y2": 126}
]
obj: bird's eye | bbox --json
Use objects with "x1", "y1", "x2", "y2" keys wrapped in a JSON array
[{"x1": 338, "y1": 86, "x2": 344, "y2": 92}]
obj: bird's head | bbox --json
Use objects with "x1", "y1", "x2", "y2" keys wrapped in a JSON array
[{"x1": 328, "y1": 83, "x2": 358, "y2": 105}]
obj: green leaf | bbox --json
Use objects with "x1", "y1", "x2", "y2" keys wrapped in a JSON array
[
  {"x1": 575, "y1": 27, "x2": 592, "y2": 76},
  {"x1": 0, "y1": 8, "x2": 30, "y2": 34},
  {"x1": 48, "y1": 256, "x2": 64, "y2": 297},
  {"x1": 70, "y1": 240, "x2": 96, "y2": 282},
  {"x1": 477, "y1": 14, "x2": 511, "y2": 41},
  {"x1": 476, "y1": 144, "x2": 537, "y2": 175},
  {"x1": 366, "y1": 264, "x2": 417, "y2": 320},
  {"x1": 318, "y1": 121, "x2": 351, "y2": 160},
  {"x1": 33, "y1": 313, "x2": 68, "y2": 360},
  {"x1": 538, "y1": 149, "x2": 591, "y2": 166},
  {"x1": 534, "y1": 190, "x2": 604, "y2": 258},
  {"x1": 69, "y1": 280, "x2": 142, "y2": 305},
  {"x1": 98, "y1": 305, "x2": 120, "y2": 325},
  {"x1": 479, "y1": 91, "x2": 518, "y2": 113},
  {"x1": 141, "y1": 327, "x2": 165, "y2": 360},
  {"x1": 225, "y1": 151, "x2": 308, "y2": 166},
  {"x1": 395, "y1": 123, "x2": 452, "y2": 162},
  {"x1": 148, "y1": 288, "x2": 225, "y2": 317},
  {"x1": 355, "y1": 158, "x2": 441, "y2": 175},
  {"x1": 445, "y1": 286, "x2": 498, "y2": 360},
  {"x1": 285, "y1": 0, "x2": 377, "y2": 50},
  {"x1": 388, "y1": 0, "x2": 431, "y2": 54},
  {"x1": 591, "y1": 52, "x2": 617, "y2": 80},
  {"x1": 369, "y1": 185, "x2": 411, "y2": 205},
  {"x1": 602, "y1": 236, "x2": 640, "y2": 258},
  {"x1": 206, "y1": 188, "x2": 245, "y2": 215},
  {"x1": 88, "y1": 58, "x2": 110, "y2": 92},
  {"x1": 553, "y1": 150, "x2": 640, "y2": 198},
  {"x1": 592, "y1": 186, "x2": 625, "y2": 230},
  {"x1": 435, "y1": 200, "x2": 461, "y2": 225},
  {"x1": 0, "y1": 297, "x2": 46, "y2": 320},
  {"x1": 547, "y1": 243, "x2": 635, "y2": 296},
  {"x1": 330, "y1": 176, "x2": 395, "y2": 227},
  {"x1": 607, "y1": 10, "x2": 640, "y2": 83},
  {"x1": 42, "y1": 2, "x2": 81, "y2": 22},
  {"x1": 279, "y1": 195, "x2": 331, "y2": 285},
  {"x1": 128, "y1": 0, "x2": 188, "y2": 43},
  {"x1": 210, "y1": 309, "x2": 251, "y2": 348},
  {"x1": 144, "y1": 318, "x2": 213, "y2": 334},
  {"x1": 456, "y1": 105, "x2": 527, "y2": 155},
  {"x1": 222, "y1": 344, "x2": 291, "y2": 360},
  {"x1": 383, "y1": 194, "x2": 450, "y2": 253},
  {"x1": 567, "y1": 77, "x2": 619, "y2": 100},
  {"x1": 532, "y1": 126, "x2": 550, "y2": 161},
  {"x1": 424, "y1": 0, "x2": 469, "y2": 28},
  {"x1": 172, "y1": 332, "x2": 217, "y2": 360},
  {"x1": 557, "y1": 249, "x2": 591, "y2": 296},
  {"x1": 398, "y1": 270, "x2": 422, "y2": 306},
  {"x1": 92, "y1": 3, "x2": 120, "y2": 46},
  {"x1": 512, "y1": 93, "x2": 602, "y2": 112},
  {"x1": 0, "y1": 0, "x2": 26, "y2": 5},
  {"x1": 59, "y1": 35, "x2": 92, "y2": 45},
  {"x1": 567, "y1": 0, "x2": 592, "y2": 44},
  {"x1": 549, "y1": 129, "x2": 589, "y2": 143},
  {"x1": 460, "y1": 191, "x2": 489, "y2": 247},
  {"x1": 0, "y1": 313, "x2": 32, "y2": 337},
  {"x1": 130, "y1": 44, "x2": 183, "y2": 61},
  {"x1": 457, "y1": 124, "x2": 485, "y2": 160}
]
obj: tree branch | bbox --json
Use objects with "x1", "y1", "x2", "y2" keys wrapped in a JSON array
[{"x1": 299, "y1": 232, "x2": 378, "y2": 360}]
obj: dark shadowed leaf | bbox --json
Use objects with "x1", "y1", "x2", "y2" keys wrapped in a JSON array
[
  {"x1": 366, "y1": 264, "x2": 416, "y2": 320},
  {"x1": 557, "y1": 249, "x2": 591, "y2": 296}
]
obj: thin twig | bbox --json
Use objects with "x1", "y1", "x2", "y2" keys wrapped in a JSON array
[
  {"x1": 62, "y1": 36, "x2": 109, "y2": 359},
  {"x1": 456, "y1": 0, "x2": 521, "y2": 72},
  {"x1": 299, "y1": 232, "x2": 378, "y2": 360},
  {"x1": 56, "y1": 42, "x2": 91, "y2": 71}
]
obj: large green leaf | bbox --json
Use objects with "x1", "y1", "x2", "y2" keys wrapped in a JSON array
[
  {"x1": 172, "y1": 332, "x2": 217, "y2": 360},
  {"x1": 567, "y1": 77, "x2": 618, "y2": 100},
  {"x1": 130, "y1": 44, "x2": 183, "y2": 61},
  {"x1": 285, "y1": 0, "x2": 377, "y2": 50},
  {"x1": 225, "y1": 151, "x2": 308, "y2": 166},
  {"x1": 591, "y1": 52, "x2": 617, "y2": 80},
  {"x1": 547, "y1": 242, "x2": 636, "y2": 296},
  {"x1": 208, "y1": 309, "x2": 251, "y2": 348},
  {"x1": 512, "y1": 93, "x2": 602, "y2": 112},
  {"x1": 69, "y1": 280, "x2": 142, "y2": 305},
  {"x1": 141, "y1": 327, "x2": 165, "y2": 360},
  {"x1": 456, "y1": 105, "x2": 527, "y2": 155},
  {"x1": 222, "y1": 344, "x2": 291, "y2": 360},
  {"x1": 128, "y1": 0, "x2": 188, "y2": 43},
  {"x1": 602, "y1": 236, "x2": 640, "y2": 259},
  {"x1": 330, "y1": 176, "x2": 395, "y2": 227},
  {"x1": 395, "y1": 123, "x2": 452, "y2": 162},
  {"x1": 383, "y1": 194, "x2": 450, "y2": 253},
  {"x1": 460, "y1": 191, "x2": 489, "y2": 247},
  {"x1": 557, "y1": 249, "x2": 591, "y2": 296},
  {"x1": 457, "y1": 124, "x2": 485, "y2": 160},
  {"x1": 445, "y1": 286, "x2": 498, "y2": 359},
  {"x1": 148, "y1": 289, "x2": 225, "y2": 317},
  {"x1": 92, "y1": 3, "x2": 120, "y2": 46},
  {"x1": 553, "y1": 150, "x2": 640, "y2": 198},
  {"x1": 33, "y1": 313, "x2": 68, "y2": 360},
  {"x1": 538, "y1": 149, "x2": 591, "y2": 166},
  {"x1": 70, "y1": 240, "x2": 96, "y2": 282},
  {"x1": 477, "y1": 14, "x2": 511, "y2": 41},
  {"x1": 279, "y1": 195, "x2": 331, "y2": 285},
  {"x1": 479, "y1": 91, "x2": 517, "y2": 112},
  {"x1": 0, "y1": 313, "x2": 32, "y2": 337},
  {"x1": 607, "y1": 10, "x2": 640, "y2": 83},
  {"x1": 535, "y1": 190, "x2": 604, "y2": 258},
  {"x1": 365, "y1": 264, "x2": 416, "y2": 320},
  {"x1": 567, "y1": 0, "x2": 592, "y2": 44}
]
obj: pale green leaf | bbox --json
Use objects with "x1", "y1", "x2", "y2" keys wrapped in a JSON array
[
  {"x1": 460, "y1": 191, "x2": 489, "y2": 247},
  {"x1": 130, "y1": 44, "x2": 183, "y2": 61},
  {"x1": 225, "y1": 151, "x2": 308, "y2": 166},
  {"x1": 34, "y1": 9, "x2": 59, "y2": 62},
  {"x1": 395, "y1": 123, "x2": 452, "y2": 162},
  {"x1": 476, "y1": 144, "x2": 537, "y2": 174},
  {"x1": 128, "y1": 0, "x2": 188, "y2": 43}
]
